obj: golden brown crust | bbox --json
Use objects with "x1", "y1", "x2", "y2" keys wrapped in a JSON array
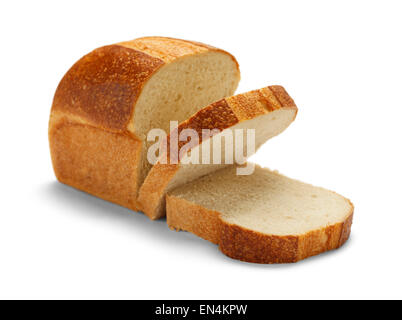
[
  {"x1": 49, "y1": 36, "x2": 239, "y2": 211},
  {"x1": 166, "y1": 194, "x2": 354, "y2": 264},
  {"x1": 122, "y1": 36, "x2": 240, "y2": 69},
  {"x1": 166, "y1": 196, "x2": 223, "y2": 244},
  {"x1": 225, "y1": 85, "x2": 295, "y2": 119},
  {"x1": 220, "y1": 224, "x2": 299, "y2": 263},
  {"x1": 167, "y1": 99, "x2": 238, "y2": 161},
  {"x1": 49, "y1": 120, "x2": 142, "y2": 210},
  {"x1": 118, "y1": 37, "x2": 207, "y2": 63},
  {"x1": 52, "y1": 45, "x2": 165, "y2": 132},
  {"x1": 138, "y1": 86, "x2": 298, "y2": 220},
  {"x1": 52, "y1": 37, "x2": 236, "y2": 133},
  {"x1": 338, "y1": 203, "x2": 354, "y2": 247},
  {"x1": 49, "y1": 41, "x2": 161, "y2": 210}
]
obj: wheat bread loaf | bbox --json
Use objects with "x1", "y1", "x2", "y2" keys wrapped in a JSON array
[
  {"x1": 138, "y1": 86, "x2": 298, "y2": 220},
  {"x1": 49, "y1": 37, "x2": 240, "y2": 211},
  {"x1": 166, "y1": 165, "x2": 353, "y2": 264}
]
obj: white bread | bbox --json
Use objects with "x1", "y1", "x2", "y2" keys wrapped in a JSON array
[
  {"x1": 49, "y1": 37, "x2": 353, "y2": 264},
  {"x1": 138, "y1": 86, "x2": 298, "y2": 220},
  {"x1": 166, "y1": 165, "x2": 354, "y2": 264},
  {"x1": 49, "y1": 37, "x2": 240, "y2": 211}
]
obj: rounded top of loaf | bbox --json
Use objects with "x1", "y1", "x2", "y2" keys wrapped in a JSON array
[{"x1": 50, "y1": 36, "x2": 240, "y2": 134}]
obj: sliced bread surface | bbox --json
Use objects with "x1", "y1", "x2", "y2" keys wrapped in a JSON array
[
  {"x1": 166, "y1": 165, "x2": 353, "y2": 264},
  {"x1": 138, "y1": 86, "x2": 298, "y2": 220},
  {"x1": 49, "y1": 36, "x2": 240, "y2": 211}
]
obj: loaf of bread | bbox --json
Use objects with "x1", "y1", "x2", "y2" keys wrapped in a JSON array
[
  {"x1": 138, "y1": 86, "x2": 298, "y2": 219},
  {"x1": 49, "y1": 37, "x2": 353, "y2": 264},
  {"x1": 49, "y1": 37, "x2": 240, "y2": 211},
  {"x1": 166, "y1": 165, "x2": 354, "y2": 264}
]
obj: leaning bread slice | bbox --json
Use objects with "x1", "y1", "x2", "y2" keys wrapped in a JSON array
[
  {"x1": 166, "y1": 165, "x2": 353, "y2": 264},
  {"x1": 49, "y1": 37, "x2": 240, "y2": 211},
  {"x1": 138, "y1": 86, "x2": 297, "y2": 219}
]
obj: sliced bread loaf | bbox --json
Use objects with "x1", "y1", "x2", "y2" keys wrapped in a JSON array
[
  {"x1": 138, "y1": 86, "x2": 298, "y2": 220},
  {"x1": 166, "y1": 165, "x2": 353, "y2": 264},
  {"x1": 49, "y1": 37, "x2": 240, "y2": 211}
]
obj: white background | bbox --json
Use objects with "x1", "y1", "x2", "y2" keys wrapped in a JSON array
[{"x1": 1, "y1": 0, "x2": 401, "y2": 300}]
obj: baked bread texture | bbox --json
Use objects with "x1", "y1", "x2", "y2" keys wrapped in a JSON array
[
  {"x1": 49, "y1": 37, "x2": 240, "y2": 211},
  {"x1": 138, "y1": 86, "x2": 298, "y2": 220},
  {"x1": 166, "y1": 165, "x2": 353, "y2": 264},
  {"x1": 49, "y1": 37, "x2": 353, "y2": 264}
]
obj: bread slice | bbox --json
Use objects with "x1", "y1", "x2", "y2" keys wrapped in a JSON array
[
  {"x1": 138, "y1": 86, "x2": 298, "y2": 220},
  {"x1": 166, "y1": 165, "x2": 353, "y2": 264},
  {"x1": 49, "y1": 37, "x2": 240, "y2": 211}
]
